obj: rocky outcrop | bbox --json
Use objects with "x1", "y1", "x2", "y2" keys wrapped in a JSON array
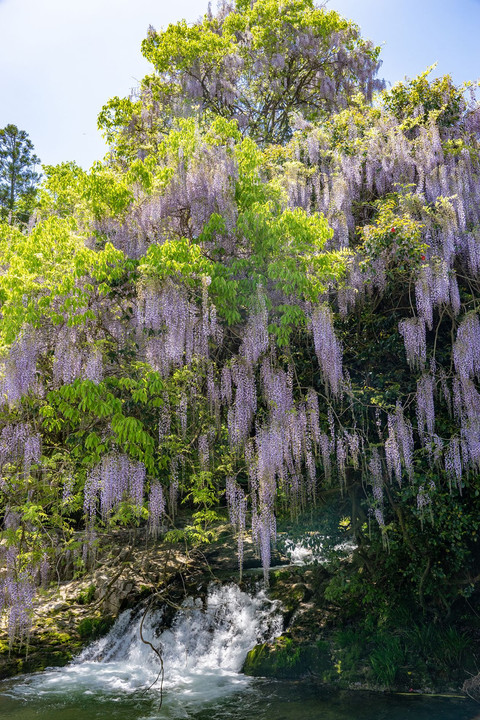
[
  {"x1": 0, "y1": 524, "x2": 273, "y2": 680},
  {"x1": 243, "y1": 564, "x2": 337, "y2": 681},
  {"x1": 243, "y1": 636, "x2": 333, "y2": 679},
  {"x1": 0, "y1": 531, "x2": 193, "y2": 679}
]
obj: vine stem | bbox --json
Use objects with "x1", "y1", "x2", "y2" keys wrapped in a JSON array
[{"x1": 139, "y1": 597, "x2": 165, "y2": 702}]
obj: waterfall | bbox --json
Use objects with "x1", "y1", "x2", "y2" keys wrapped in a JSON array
[
  {"x1": 6, "y1": 583, "x2": 282, "y2": 705},
  {"x1": 278, "y1": 532, "x2": 357, "y2": 566}
]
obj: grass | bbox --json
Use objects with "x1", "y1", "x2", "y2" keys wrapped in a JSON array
[{"x1": 332, "y1": 620, "x2": 474, "y2": 689}]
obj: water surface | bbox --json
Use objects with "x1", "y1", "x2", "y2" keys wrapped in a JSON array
[
  {"x1": 0, "y1": 677, "x2": 477, "y2": 720},
  {"x1": 0, "y1": 583, "x2": 477, "y2": 720}
]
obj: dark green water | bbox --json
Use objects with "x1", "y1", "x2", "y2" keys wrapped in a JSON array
[{"x1": 0, "y1": 677, "x2": 478, "y2": 720}]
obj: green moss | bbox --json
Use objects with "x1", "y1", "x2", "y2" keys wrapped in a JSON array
[
  {"x1": 77, "y1": 615, "x2": 114, "y2": 640},
  {"x1": 267, "y1": 569, "x2": 310, "y2": 617},
  {"x1": 77, "y1": 585, "x2": 96, "y2": 605},
  {"x1": 24, "y1": 650, "x2": 74, "y2": 673},
  {"x1": 0, "y1": 648, "x2": 75, "y2": 680},
  {"x1": 45, "y1": 631, "x2": 72, "y2": 644},
  {"x1": 243, "y1": 636, "x2": 333, "y2": 679},
  {"x1": 269, "y1": 570, "x2": 292, "y2": 584}
]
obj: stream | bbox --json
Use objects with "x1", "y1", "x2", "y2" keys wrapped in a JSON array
[{"x1": 0, "y1": 583, "x2": 477, "y2": 720}]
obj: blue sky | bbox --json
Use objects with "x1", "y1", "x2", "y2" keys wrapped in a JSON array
[{"x1": 1, "y1": 0, "x2": 479, "y2": 170}]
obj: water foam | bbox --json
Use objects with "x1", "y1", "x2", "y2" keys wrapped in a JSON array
[{"x1": 6, "y1": 583, "x2": 282, "y2": 705}]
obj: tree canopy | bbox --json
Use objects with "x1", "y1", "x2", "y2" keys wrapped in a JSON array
[
  {"x1": 1, "y1": 0, "x2": 480, "y2": 648},
  {"x1": 99, "y1": 0, "x2": 383, "y2": 153},
  {"x1": 0, "y1": 125, "x2": 40, "y2": 225}
]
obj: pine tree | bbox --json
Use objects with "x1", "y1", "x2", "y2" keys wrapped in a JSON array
[{"x1": 0, "y1": 124, "x2": 41, "y2": 224}]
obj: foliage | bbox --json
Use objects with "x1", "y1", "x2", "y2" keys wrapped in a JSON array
[
  {"x1": 37, "y1": 162, "x2": 87, "y2": 220},
  {"x1": 1, "y1": 0, "x2": 480, "y2": 649},
  {"x1": 382, "y1": 66, "x2": 467, "y2": 130},
  {"x1": 77, "y1": 615, "x2": 115, "y2": 640},
  {"x1": 358, "y1": 192, "x2": 427, "y2": 274},
  {"x1": 76, "y1": 585, "x2": 96, "y2": 605},
  {"x1": 0, "y1": 125, "x2": 41, "y2": 225},
  {"x1": 100, "y1": 0, "x2": 382, "y2": 153},
  {"x1": 333, "y1": 621, "x2": 473, "y2": 689}
]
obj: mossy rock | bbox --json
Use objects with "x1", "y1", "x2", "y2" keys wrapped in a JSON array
[
  {"x1": 243, "y1": 635, "x2": 334, "y2": 679},
  {"x1": 77, "y1": 615, "x2": 115, "y2": 640},
  {"x1": 38, "y1": 630, "x2": 73, "y2": 644},
  {"x1": 0, "y1": 647, "x2": 75, "y2": 680},
  {"x1": 269, "y1": 569, "x2": 294, "y2": 585},
  {"x1": 21, "y1": 649, "x2": 75, "y2": 674},
  {"x1": 76, "y1": 584, "x2": 96, "y2": 605}
]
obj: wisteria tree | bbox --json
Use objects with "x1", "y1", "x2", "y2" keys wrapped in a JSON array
[
  {"x1": 98, "y1": 0, "x2": 383, "y2": 154},
  {"x1": 1, "y1": 0, "x2": 480, "y2": 645}
]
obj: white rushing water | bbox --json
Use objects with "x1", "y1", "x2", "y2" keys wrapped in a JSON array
[
  {"x1": 281, "y1": 534, "x2": 357, "y2": 566},
  {"x1": 7, "y1": 583, "x2": 282, "y2": 707}
]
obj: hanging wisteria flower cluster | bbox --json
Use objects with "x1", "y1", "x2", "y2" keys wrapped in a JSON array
[
  {"x1": 84, "y1": 454, "x2": 147, "y2": 526},
  {"x1": 1, "y1": 10, "x2": 480, "y2": 637}
]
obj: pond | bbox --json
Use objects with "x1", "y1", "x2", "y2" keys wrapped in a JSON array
[
  {"x1": 0, "y1": 583, "x2": 477, "y2": 720},
  {"x1": 0, "y1": 675, "x2": 477, "y2": 720}
]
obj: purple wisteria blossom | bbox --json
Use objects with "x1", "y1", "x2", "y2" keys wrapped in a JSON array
[
  {"x1": 311, "y1": 305, "x2": 343, "y2": 396},
  {"x1": 148, "y1": 482, "x2": 166, "y2": 538}
]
